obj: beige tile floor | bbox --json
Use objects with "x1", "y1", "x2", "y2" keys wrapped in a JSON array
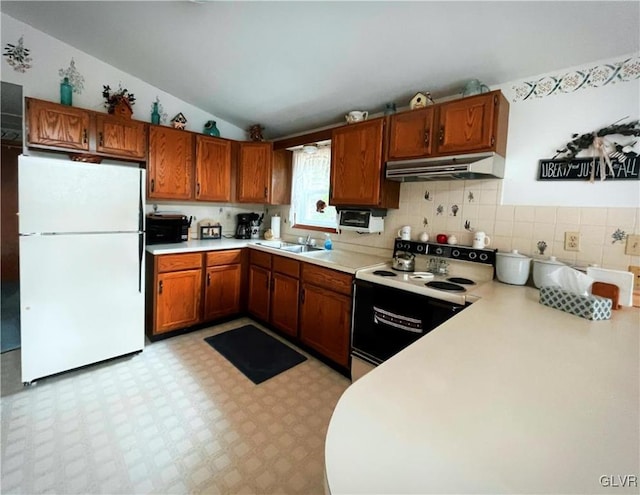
[{"x1": 0, "y1": 318, "x2": 350, "y2": 494}]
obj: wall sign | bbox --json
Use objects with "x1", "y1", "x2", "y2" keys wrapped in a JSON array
[{"x1": 538, "y1": 157, "x2": 639, "y2": 181}]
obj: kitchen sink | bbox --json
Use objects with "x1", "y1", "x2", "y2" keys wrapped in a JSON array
[
  {"x1": 279, "y1": 244, "x2": 323, "y2": 253},
  {"x1": 255, "y1": 241, "x2": 323, "y2": 253}
]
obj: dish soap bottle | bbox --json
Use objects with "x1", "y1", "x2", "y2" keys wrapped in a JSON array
[{"x1": 324, "y1": 233, "x2": 333, "y2": 250}]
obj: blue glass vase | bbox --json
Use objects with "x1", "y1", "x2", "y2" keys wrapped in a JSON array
[
  {"x1": 60, "y1": 77, "x2": 73, "y2": 106},
  {"x1": 203, "y1": 120, "x2": 220, "y2": 137}
]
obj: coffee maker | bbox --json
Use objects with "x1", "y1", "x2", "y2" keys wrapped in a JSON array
[{"x1": 235, "y1": 213, "x2": 252, "y2": 239}]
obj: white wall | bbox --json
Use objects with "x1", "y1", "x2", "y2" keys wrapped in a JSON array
[
  {"x1": 496, "y1": 53, "x2": 639, "y2": 207},
  {"x1": 1, "y1": 13, "x2": 246, "y2": 140}
]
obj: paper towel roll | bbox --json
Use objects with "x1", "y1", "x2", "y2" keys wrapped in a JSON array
[{"x1": 271, "y1": 215, "x2": 281, "y2": 239}]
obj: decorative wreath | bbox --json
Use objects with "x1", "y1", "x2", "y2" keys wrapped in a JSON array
[{"x1": 553, "y1": 119, "x2": 639, "y2": 181}]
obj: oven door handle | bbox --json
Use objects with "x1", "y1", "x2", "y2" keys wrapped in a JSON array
[{"x1": 373, "y1": 306, "x2": 424, "y2": 334}]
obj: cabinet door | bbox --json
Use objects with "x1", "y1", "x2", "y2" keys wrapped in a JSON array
[
  {"x1": 26, "y1": 98, "x2": 90, "y2": 151},
  {"x1": 248, "y1": 264, "x2": 271, "y2": 322},
  {"x1": 270, "y1": 148, "x2": 292, "y2": 205},
  {"x1": 155, "y1": 269, "x2": 202, "y2": 334},
  {"x1": 330, "y1": 119, "x2": 384, "y2": 206},
  {"x1": 95, "y1": 115, "x2": 146, "y2": 159},
  {"x1": 195, "y1": 135, "x2": 232, "y2": 202},
  {"x1": 204, "y1": 264, "x2": 241, "y2": 321},
  {"x1": 436, "y1": 93, "x2": 496, "y2": 154},
  {"x1": 270, "y1": 272, "x2": 299, "y2": 337},
  {"x1": 148, "y1": 125, "x2": 194, "y2": 200},
  {"x1": 237, "y1": 142, "x2": 272, "y2": 203},
  {"x1": 388, "y1": 107, "x2": 435, "y2": 159},
  {"x1": 299, "y1": 283, "x2": 351, "y2": 367}
]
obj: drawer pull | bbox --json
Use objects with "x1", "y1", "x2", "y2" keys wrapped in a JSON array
[
  {"x1": 83, "y1": 129, "x2": 88, "y2": 144},
  {"x1": 98, "y1": 132, "x2": 103, "y2": 147},
  {"x1": 207, "y1": 273, "x2": 210, "y2": 286},
  {"x1": 439, "y1": 126, "x2": 444, "y2": 144},
  {"x1": 159, "y1": 280, "x2": 163, "y2": 294},
  {"x1": 424, "y1": 129, "x2": 430, "y2": 146}
]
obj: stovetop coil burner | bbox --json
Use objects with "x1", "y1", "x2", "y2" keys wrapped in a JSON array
[
  {"x1": 373, "y1": 270, "x2": 397, "y2": 277},
  {"x1": 447, "y1": 277, "x2": 475, "y2": 285},
  {"x1": 425, "y1": 281, "x2": 466, "y2": 292}
]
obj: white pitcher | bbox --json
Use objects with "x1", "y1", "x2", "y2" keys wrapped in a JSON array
[{"x1": 473, "y1": 231, "x2": 491, "y2": 249}]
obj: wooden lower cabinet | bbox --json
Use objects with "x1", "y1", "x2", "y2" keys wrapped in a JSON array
[
  {"x1": 204, "y1": 264, "x2": 241, "y2": 320},
  {"x1": 270, "y1": 255, "x2": 300, "y2": 337},
  {"x1": 248, "y1": 264, "x2": 271, "y2": 322},
  {"x1": 299, "y1": 283, "x2": 352, "y2": 368},
  {"x1": 299, "y1": 263, "x2": 353, "y2": 368},
  {"x1": 147, "y1": 249, "x2": 244, "y2": 338}
]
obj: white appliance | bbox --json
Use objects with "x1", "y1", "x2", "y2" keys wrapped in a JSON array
[
  {"x1": 18, "y1": 156, "x2": 146, "y2": 384},
  {"x1": 337, "y1": 208, "x2": 385, "y2": 233}
]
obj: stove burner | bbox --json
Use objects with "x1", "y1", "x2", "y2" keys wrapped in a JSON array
[
  {"x1": 447, "y1": 277, "x2": 475, "y2": 285},
  {"x1": 373, "y1": 270, "x2": 397, "y2": 277},
  {"x1": 425, "y1": 281, "x2": 466, "y2": 292}
]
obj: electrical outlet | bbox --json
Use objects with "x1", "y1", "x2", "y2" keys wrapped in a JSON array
[
  {"x1": 625, "y1": 235, "x2": 640, "y2": 256},
  {"x1": 564, "y1": 231, "x2": 580, "y2": 251},
  {"x1": 629, "y1": 266, "x2": 640, "y2": 290}
]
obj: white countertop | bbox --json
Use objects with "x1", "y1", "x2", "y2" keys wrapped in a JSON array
[
  {"x1": 325, "y1": 282, "x2": 640, "y2": 494},
  {"x1": 146, "y1": 239, "x2": 388, "y2": 274}
]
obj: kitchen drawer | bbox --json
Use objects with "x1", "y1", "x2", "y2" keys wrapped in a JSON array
[
  {"x1": 250, "y1": 249, "x2": 272, "y2": 269},
  {"x1": 273, "y1": 255, "x2": 300, "y2": 278},
  {"x1": 302, "y1": 263, "x2": 353, "y2": 296},
  {"x1": 206, "y1": 249, "x2": 242, "y2": 267},
  {"x1": 157, "y1": 253, "x2": 202, "y2": 273}
]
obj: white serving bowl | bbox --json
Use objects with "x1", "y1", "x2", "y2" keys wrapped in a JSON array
[
  {"x1": 532, "y1": 256, "x2": 565, "y2": 288},
  {"x1": 495, "y1": 250, "x2": 532, "y2": 285}
]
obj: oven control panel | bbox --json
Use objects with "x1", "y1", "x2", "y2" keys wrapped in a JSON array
[{"x1": 394, "y1": 239, "x2": 496, "y2": 265}]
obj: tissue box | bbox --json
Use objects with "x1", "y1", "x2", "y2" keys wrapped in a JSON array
[{"x1": 539, "y1": 286, "x2": 612, "y2": 320}]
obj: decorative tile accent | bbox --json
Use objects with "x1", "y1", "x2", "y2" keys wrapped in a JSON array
[
  {"x1": 424, "y1": 190, "x2": 432, "y2": 201},
  {"x1": 449, "y1": 204, "x2": 459, "y2": 217},
  {"x1": 467, "y1": 191, "x2": 475, "y2": 203},
  {"x1": 3, "y1": 35, "x2": 32, "y2": 73},
  {"x1": 423, "y1": 217, "x2": 428, "y2": 227},
  {"x1": 611, "y1": 228, "x2": 627, "y2": 243},
  {"x1": 537, "y1": 240, "x2": 548, "y2": 255},
  {"x1": 436, "y1": 204, "x2": 444, "y2": 215},
  {"x1": 513, "y1": 57, "x2": 640, "y2": 101}
]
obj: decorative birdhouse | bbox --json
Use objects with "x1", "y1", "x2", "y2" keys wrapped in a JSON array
[
  {"x1": 171, "y1": 112, "x2": 188, "y2": 130},
  {"x1": 112, "y1": 97, "x2": 133, "y2": 119},
  {"x1": 410, "y1": 91, "x2": 434, "y2": 110}
]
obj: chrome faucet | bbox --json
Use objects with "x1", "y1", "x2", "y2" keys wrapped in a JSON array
[{"x1": 305, "y1": 234, "x2": 311, "y2": 245}]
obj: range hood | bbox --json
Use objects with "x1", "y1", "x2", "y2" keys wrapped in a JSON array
[{"x1": 386, "y1": 152, "x2": 505, "y2": 182}]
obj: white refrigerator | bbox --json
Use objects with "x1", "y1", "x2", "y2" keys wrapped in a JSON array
[{"x1": 18, "y1": 155, "x2": 146, "y2": 384}]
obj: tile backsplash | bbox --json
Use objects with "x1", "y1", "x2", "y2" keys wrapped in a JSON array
[{"x1": 271, "y1": 179, "x2": 640, "y2": 271}]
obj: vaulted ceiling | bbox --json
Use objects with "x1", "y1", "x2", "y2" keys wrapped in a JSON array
[{"x1": 2, "y1": 1, "x2": 638, "y2": 138}]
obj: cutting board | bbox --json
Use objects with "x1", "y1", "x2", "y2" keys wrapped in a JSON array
[{"x1": 587, "y1": 267, "x2": 633, "y2": 307}]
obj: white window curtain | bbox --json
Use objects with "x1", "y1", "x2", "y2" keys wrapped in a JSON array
[{"x1": 289, "y1": 147, "x2": 337, "y2": 229}]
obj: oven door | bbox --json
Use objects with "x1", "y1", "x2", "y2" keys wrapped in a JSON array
[{"x1": 352, "y1": 279, "x2": 466, "y2": 365}]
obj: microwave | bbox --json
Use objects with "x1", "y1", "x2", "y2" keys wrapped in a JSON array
[
  {"x1": 146, "y1": 214, "x2": 190, "y2": 244},
  {"x1": 337, "y1": 208, "x2": 385, "y2": 233}
]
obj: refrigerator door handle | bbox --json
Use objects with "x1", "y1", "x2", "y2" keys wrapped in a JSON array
[{"x1": 138, "y1": 232, "x2": 144, "y2": 293}]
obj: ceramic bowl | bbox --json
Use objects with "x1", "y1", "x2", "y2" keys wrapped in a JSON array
[{"x1": 495, "y1": 250, "x2": 532, "y2": 285}]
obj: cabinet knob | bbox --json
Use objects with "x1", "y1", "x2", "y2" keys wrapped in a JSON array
[
  {"x1": 207, "y1": 273, "x2": 210, "y2": 286},
  {"x1": 439, "y1": 126, "x2": 444, "y2": 144},
  {"x1": 265, "y1": 276, "x2": 269, "y2": 289},
  {"x1": 98, "y1": 132, "x2": 103, "y2": 147},
  {"x1": 196, "y1": 183, "x2": 200, "y2": 196},
  {"x1": 264, "y1": 187, "x2": 268, "y2": 198},
  {"x1": 424, "y1": 129, "x2": 430, "y2": 146},
  {"x1": 159, "y1": 280, "x2": 163, "y2": 294},
  {"x1": 301, "y1": 288, "x2": 305, "y2": 303},
  {"x1": 151, "y1": 179, "x2": 155, "y2": 192},
  {"x1": 83, "y1": 129, "x2": 88, "y2": 144}
]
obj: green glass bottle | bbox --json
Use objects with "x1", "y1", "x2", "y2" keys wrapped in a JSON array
[
  {"x1": 151, "y1": 101, "x2": 160, "y2": 125},
  {"x1": 60, "y1": 77, "x2": 73, "y2": 106}
]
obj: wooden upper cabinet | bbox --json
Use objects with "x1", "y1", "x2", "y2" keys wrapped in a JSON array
[
  {"x1": 388, "y1": 106, "x2": 435, "y2": 159},
  {"x1": 270, "y1": 148, "x2": 292, "y2": 205},
  {"x1": 237, "y1": 142, "x2": 272, "y2": 203},
  {"x1": 436, "y1": 92, "x2": 499, "y2": 155},
  {"x1": 331, "y1": 118, "x2": 398, "y2": 208},
  {"x1": 195, "y1": 135, "x2": 233, "y2": 202},
  {"x1": 26, "y1": 98, "x2": 90, "y2": 151},
  {"x1": 95, "y1": 115, "x2": 146, "y2": 159},
  {"x1": 148, "y1": 125, "x2": 194, "y2": 200}
]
